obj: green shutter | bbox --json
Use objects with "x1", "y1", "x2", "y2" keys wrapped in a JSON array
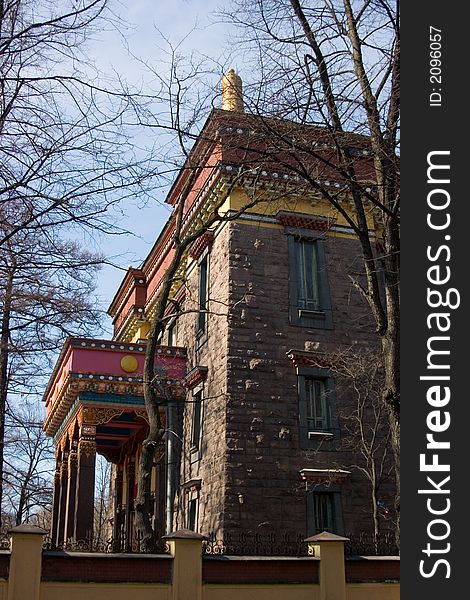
[{"x1": 288, "y1": 234, "x2": 333, "y2": 329}]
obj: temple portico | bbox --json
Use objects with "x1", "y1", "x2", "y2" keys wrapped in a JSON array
[{"x1": 43, "y1": 338, "x2": 186, "y2": 548}]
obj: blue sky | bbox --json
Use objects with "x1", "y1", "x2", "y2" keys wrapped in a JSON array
[{"x1": 88, "y1": 0, "x2": 234, "y2": 335}]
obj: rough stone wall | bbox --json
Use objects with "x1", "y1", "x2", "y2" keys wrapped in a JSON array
[
  {"x1": 222, "y1": 220, "x2": 395, "y2": 538},
  {"x1": 172, "y1": 218, "x2": 395, "y2": 539}
]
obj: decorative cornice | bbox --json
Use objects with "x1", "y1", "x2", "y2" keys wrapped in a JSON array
[
  {"x1": 299, "y1": 468, "x2": 351, "y2": 485},
  {"x1": 44, "y1": 338, "x2": 187, "y2": 438},
  {"x1": 277, "y1": 211, "x2": 336, "y2": 232},
  {"x1": 219, "y1": 163, "x2": 376, "y2": 195},
  {"x1": 54, "y1": 404, "x2": 155, "y2": 449},
  {"x1": 180, "y1": 171, "x2": 226, "y2": 238},
  {"x1": 107, "y1": 268, "x2": 146, "y2": 319},
  {"x1": 45, "y1": 374, "x2": 186, "y2": 438},
  {"x1": 180, "y1": 478, "x2": 202, "y2": 492},
  {"x1": 53, "y1": 394, "x2": 146, "y2": 445},
  {"x1": 78, "y1": 440, "x2": 97, "y2": 458},
  {"x1": 286, "y1": 349, "x2": 335, "y2": 369},
  {"x1": 111, "y1": 305, "x2": 147, "y2": 342},
  {"x1": 71, "y1": 339, "x2": 147, "y2": 353},
  {"x1": 184, "y1": 366, "x2": 208, "y2": 390},
  {"x1": 143, "y1": 174, "x2": 229, "y2": 320},
  {"x1": 189, "y1": 231, "x2": 214, "y2": 260}
]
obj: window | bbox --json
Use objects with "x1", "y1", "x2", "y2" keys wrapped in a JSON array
[
  {"x1": 296, "y1": 239, "x2": 320, "y2": 311},
  {"x1": 305, "y1": 378, "x2": 330, "y2": 431},
  {"x1": 307, "y1": 492, "x2": 343, "y2": 535},
  {"x1": 187, "y1": 498, "x2": 198, "y2": 531},
  {"x1": 197, "y1": 255, "x2": 208, "y2": 336},
  {"x1": 167, "y1": 319, "x2": 177, "y2": 346},
  {"x1": 298, "y1": 368, "x2": 339, "y2": 447},
  {"x1": 288, "y1": 235, "x2": 333, "y2": 329},
  {"x1": 313, "y1": 493, "x2": 335, "y2": 533},
  {"x1": 190, "y1": 390, "x2": 203, "y2": 455}
]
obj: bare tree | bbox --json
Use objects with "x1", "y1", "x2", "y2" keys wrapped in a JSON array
[
  {"x1": 0, "y1": 210, "x2": 102, "y2": 519},
  {"x1": 0, "y1": 3, "x2": 230, "y2": 537},
  {"x1": 0, "y1": 0, "x2": 159, "y2": 247},
  {"x1": 132, "y1": 25, "x2": 400, "y2": 543},
  {"x1": 93, "y1": 456, "x2": 112, "y2": 549},
  {"x1": 328, "y1": 348, "x2": 395, "y2": 546},
  {"x1": 0, "y1": 0, "x2": 175, "y2": 524},
  {"x1": 131, "y1": 0, "x2": 400, "y2": 547},
  {"x1": 136, "y1": 167, "x2": 267, "y2": 549},
  {"x1": 2, "y1": 403, "x2": 53, "y2": 526}
]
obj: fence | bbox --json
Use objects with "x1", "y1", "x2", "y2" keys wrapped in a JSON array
[
  {"x1": 0, "y1": 524, "x2": 399, "y2": 600},
  {"x1": 203, "y1": 530, "x2": 399, "y2": 557},
  {"x1": 22, "y1": 529, "x2": 398, "y2": 557}
]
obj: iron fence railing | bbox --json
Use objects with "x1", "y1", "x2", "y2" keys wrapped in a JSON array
[
  {"x1": 0, "y1": 528, "x2": 399, "y2": 556},
  {"x1": 203, "y1": 530, "x2": 399, "y2": 557},
  {"x1": 0, "y1": 531, "x2": 9, "y2": 550},
  {"x1": 42, "y1": 531, "x2": 170, "y2": 554},
  {"x1": 344, "y1": 531, "x2": 399, "y2": 556},
  {"x1": 203, "y1": 531, "x2": 308, "y2": 556}
]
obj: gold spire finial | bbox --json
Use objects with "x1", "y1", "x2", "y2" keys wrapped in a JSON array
[{"x1": 221, "y1": 68, "x2": 244, "y2": 112}]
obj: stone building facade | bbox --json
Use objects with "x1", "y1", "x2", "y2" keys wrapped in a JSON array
[
  {"x1": 167, "y1": 207, "x2": 392, "y2": 540},
  {"x1": 43, "y1": 70, "x2": 395, "y2": 547}
]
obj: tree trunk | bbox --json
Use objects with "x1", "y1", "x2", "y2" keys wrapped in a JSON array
[
  {"x1": 381, "y1": 328, "x2": 400, "y2": 545},
  {"x1": 0, "y1": 269, "x2": 13, "y2": 523},
  {"x1": 134, "y1": 238, "x2": 188, "y2": 550}
]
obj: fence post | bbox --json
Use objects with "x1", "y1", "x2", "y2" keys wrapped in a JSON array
[
  {"x1": 8, "y1": 524, "x2": 47, "y2": 600},
  {"x1": 163, "y1": 529, "x2": 206, "y2": 600},
  {"x1": 305, "y1": 531, "x2": 349, "y2": 600}
]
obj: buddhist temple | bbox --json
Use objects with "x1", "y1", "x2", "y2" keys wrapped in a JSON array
[{"x1": 43, "y1": 70, "x2": 396, "y2": 549}]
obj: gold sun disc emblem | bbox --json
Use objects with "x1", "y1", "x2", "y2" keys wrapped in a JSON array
[{"x1": 120, "y1": 355, "x2": 139, "y2": 373}]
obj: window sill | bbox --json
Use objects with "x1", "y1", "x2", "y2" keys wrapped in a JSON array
[
  {"x1": 299, "y1": 309, "x2": 326, "y2": 319},
  {"x1": 290, "y1": 307, "x2": 333, "y2": 330},
  {"x1": 308, "y1": 431, "x2": 334, "y2": 439},
  {"x1": 190, "y1": 446, "x2": 201, "y2": 463}
]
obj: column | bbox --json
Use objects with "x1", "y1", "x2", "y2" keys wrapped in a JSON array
[
  {"x1": 113, "y1": 464, "x2": 124, "y2": 552},
  {"x1": 74, "y1": 425, "x2": 96, "y2": 544},
  {"x1": 124, "y1": 457, "x2": 135, "y2": 551},
  {"x1": 8, "y1": 524, "x2": 47, "y2": 600},
  {"x1": 64, "y1": 441, "x2": 78, "y2": 542},
  {"x1": 56, "y1": 451, "x2": 69, "y2": 547},
  {"x1": 49, "y1": 459, "x2": 61, "y2": 548},
  {"x1": 305, "y1": 531, "x2": 349, "y2": 600},
  {"x1": 163, "y1": 530, "x2": 206, "y2": 600}
]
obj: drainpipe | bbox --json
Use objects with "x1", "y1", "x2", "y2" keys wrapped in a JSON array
[{"x1": 165, "y1": 404, "x2": 175, "y2": 534}]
